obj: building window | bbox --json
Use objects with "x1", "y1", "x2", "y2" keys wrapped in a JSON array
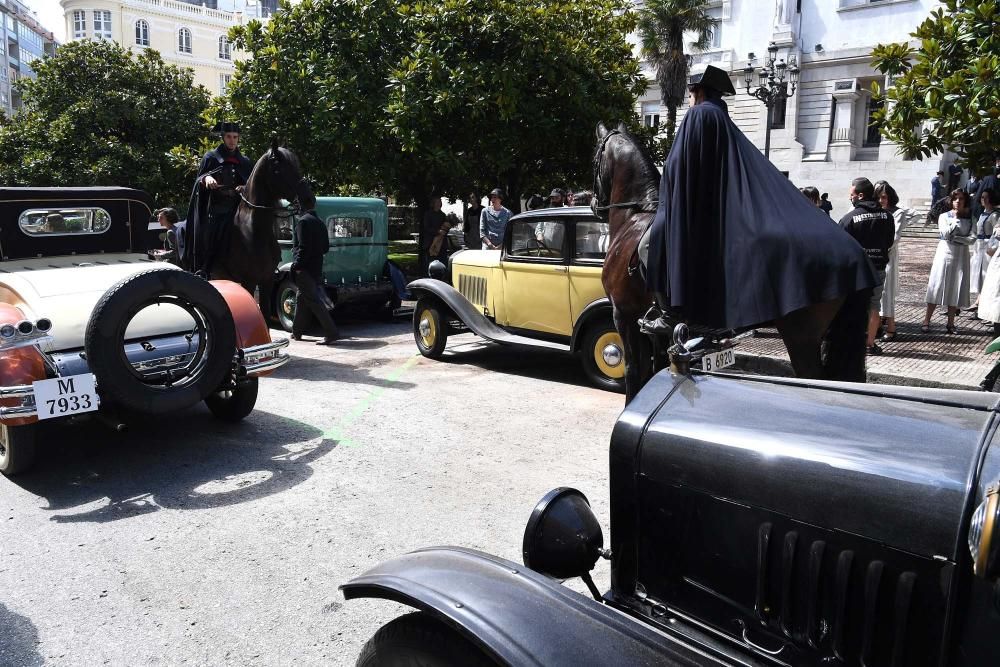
[
  {"x1": 72, "y1": 10, "x2": 86, "y2": 39},
  {"x1": 770, "y1": 95, "x2": 787, "y2": 129},
  {"x1": 218, "y1": 35, "x2": 231, "y2": 60},
  {"x1": 135, "y1": 20, "x2": 149, "y2": 47},
  {"x1": 93, "y1": 10, "x2": 112, "y2": 40},
  {"x1": 707, "y1": 6, "x2": 722, "y2": 49},
  {"x1": 219, "y1": 73, "x2": 231, "y2": 95},
  {"x1": 641, "y1": 102, "x2": 660, "y2": 129},
  {"x1": 863, "y1": 95, "x2": 883, "y2": 147},
  {"x1": 178, "y1": 28, "x2": 192, "y2": 54}
]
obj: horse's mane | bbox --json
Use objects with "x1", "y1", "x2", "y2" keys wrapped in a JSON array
[{"x1": 594, "y1": 124, "x2": 661, "y2": 209}]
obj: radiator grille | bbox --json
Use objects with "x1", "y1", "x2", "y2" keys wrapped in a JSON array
[{"x1": 458, "y1": 274, "x2": 487, "y2": 307}]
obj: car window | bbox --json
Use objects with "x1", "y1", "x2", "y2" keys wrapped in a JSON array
[
  {"x1": 327, "y1": 216, "x2": 373, "y2": 239},
  {"x1": 507, "y1": 219, "x2": 564, "y2": 259},
  {"x1": 18, "y1": 208, "x2": 112, "y2": 236},
  {"x1": 575, "y1": 221, "x2": 610, "y2": 260}
]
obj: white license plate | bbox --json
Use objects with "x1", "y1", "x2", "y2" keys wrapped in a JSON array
[
  {"x1": 702, "y1": 348, "x2": 736, "y2": 372},
  {"x1": 33, "y1": 374, "x2": 98, "y2": 420}
]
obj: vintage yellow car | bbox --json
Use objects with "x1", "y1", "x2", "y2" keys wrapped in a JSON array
[{"x1": 408, "y1": 206, "x2": 623, "y2": 391}]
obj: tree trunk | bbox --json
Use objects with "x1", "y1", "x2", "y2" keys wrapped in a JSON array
[{"x1": 666, "y1": 105, "x2": 678, "y2": 144}]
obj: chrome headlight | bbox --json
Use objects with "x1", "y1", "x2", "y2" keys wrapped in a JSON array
[{"x1": 969, "y1": 482, "x2": 1000, "y2": 578}]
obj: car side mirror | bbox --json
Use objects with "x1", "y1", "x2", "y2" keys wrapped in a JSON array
[
  {"x1": 522, "y1": 487, "x2": 608, "y2": 601},
  {"x1": 970, "y1": 482, "x2": 1000, "y2": 580}
]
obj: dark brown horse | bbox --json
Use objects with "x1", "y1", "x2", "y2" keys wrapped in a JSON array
[
  {"x1": 210, "y1": 138, "x2": 312, "y2": 319},
  {"x1": 593, "y1": 122, "x2": 868, "y2": 403}
]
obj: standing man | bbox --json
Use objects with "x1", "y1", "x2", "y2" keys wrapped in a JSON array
[
  {"x1": 421, "y1": 196, "x2": 450, "y2": 273},
  {"x1": 838, "y1": 177, "x2": 895, "y2": 355},
  {"x1": 291, "y1": 192, "x2": 339, "y2": 345},
  {"x1": 932, "y1": 170, "x2": 945, "y2": 204},
  {"x1": 480, "y1": 188, "x2": 511, "y2": 250},
  {"x1": 948, "y1": 163, "x2": 963, "y2": 192},
  {"x1": 463, "y1": 192, "x2": 484, "y2": 250},
  {"x1": 546, "y1": 188, "x2": 567, "y2": 208},
  {"x1": 186, "y1": 121, "x2": 252, "y2": 277}
]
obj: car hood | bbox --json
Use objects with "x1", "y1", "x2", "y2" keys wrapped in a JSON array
[
  {"x1": 451, "y1": 249, "x2": 502, "y2": 268},
  {"x1": 0, "y1": 255, "x2": 192, "y2": 351}
]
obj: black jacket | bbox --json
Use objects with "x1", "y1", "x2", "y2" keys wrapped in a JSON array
[
  {"x1": 838, "y1": 200, "x2": 895, "y2": 271},
  {"x1": 292, "y1": 210, "x2": 329, "y2": 279},
  {"x1": 184, "y1": 144, "x2": 253, "y2": 269}
]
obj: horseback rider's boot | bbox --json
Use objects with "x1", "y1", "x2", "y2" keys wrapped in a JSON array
[{"x1": 639, "y1": 292, "x2": 674, "y2": 335}]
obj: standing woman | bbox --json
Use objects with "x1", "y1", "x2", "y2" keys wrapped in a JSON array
[
  {"x1": 969, "y1": 186, "x2": 996, "y2": 314},
  {"x1": 923, "y1": 189, "x2": 975, "y2": 333},
  {"x1": 973, "y1": 190, "x2": 1000, "y2": 334},
  {"x1": 874, "y1": 181, "x2": 916, "y2": 341}
]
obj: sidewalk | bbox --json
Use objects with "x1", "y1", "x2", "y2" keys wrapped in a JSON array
[{"x1": 733, "y1": 237, "x2": 996, "y2": 390}]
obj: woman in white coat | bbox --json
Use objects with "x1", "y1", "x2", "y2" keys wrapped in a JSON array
[
  {"x1": 874, "y1": 181, "x2": 916, "y2": 341},
  {"x1": 923, "y1": 189, "x2": 974, "y2": 333},
  {"x1": 972, "y1": 189, "x2": 1000, "y2": 334}
]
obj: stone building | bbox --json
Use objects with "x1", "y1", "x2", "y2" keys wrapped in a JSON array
[
  {"x1": 636, "y1": 0, "x2": 947, "y2": 220},
  {"x1": 0, "y1": 0, "x2": 57, "y2": 116}
]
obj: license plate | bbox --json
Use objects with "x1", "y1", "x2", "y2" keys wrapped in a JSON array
[
  {"x1": 33, "y1": 374, "x2": 98, "y2": 420},
  {"x1": 702, "y1": 348, "x2": 735, "y2": 372}
]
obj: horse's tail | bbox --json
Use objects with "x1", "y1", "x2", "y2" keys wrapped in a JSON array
[{"x1": 823, "y1": 288, "x2": 870, "y2": 382}]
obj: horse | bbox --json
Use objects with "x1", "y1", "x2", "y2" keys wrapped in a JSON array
[
  {"x1": 592, "y1": 122, "x2": 868, "y2": 403},
  {"x1": 210, "y1": 138, "x2": 312, "y2": 320}
]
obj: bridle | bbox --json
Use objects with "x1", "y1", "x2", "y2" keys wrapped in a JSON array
[
  {"x1": 235, "y1": 150, "x2": 306, "y2": 217},
  {"x1": 591, "y1": 129, "x2": 659, "y2": 215}
]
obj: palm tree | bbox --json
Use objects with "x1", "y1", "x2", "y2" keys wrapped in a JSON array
[{"x1": 637, "y1": 0, "x2": 718, "y2": 145}]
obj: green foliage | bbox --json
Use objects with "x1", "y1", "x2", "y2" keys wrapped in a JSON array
[
  {"x1": 871, "y1": 0, "x2": 1000, "y2": 173},
  {"x1": 228, "y1": 0, "x2": 645, "y2": 207},
  {"x1": 0, "y1": 40, "x2": 210, "y2": 214},
  {"x1": 636, "y1": 0, "x2": 717, "y2": 144}
]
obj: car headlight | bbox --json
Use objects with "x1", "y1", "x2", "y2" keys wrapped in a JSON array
[{"x1": 969, "y1": 482, "x2": 1000, "y2": 578}]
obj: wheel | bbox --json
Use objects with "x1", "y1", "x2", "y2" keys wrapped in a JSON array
[
  {"x1": 413, "y1": 297, "x2": 448, "y2": 359},
  {"x1": 356, "y1": 612, "x2": 496, "y2": 667},
  {"x1": 275, "y1": 276, "x2": 298, "y2": 333},
  {"x1": 0, "y1": 422, "x2": 38, "y2": 476},
  {"x1": 204, "y1": 377, "x2": 258, "y2": 422},
  {"x1": 84, "y1": 268, "x2": 237, "y2": 415},
  {"x1": 580, "y1": 323, "x2": 626, "y2": 393}
]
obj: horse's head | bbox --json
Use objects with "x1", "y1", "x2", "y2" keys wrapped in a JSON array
[
  {"x1": 254, "y1": 138, "x2": 313, "y2": 208},
  {"x1": 591, "y1": 122, "x2": 660, "y2": 222}
]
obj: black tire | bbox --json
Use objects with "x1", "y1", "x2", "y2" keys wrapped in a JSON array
[
  {"x1": 275, "y1": 275, "x2": 298, "y2": 333},
  {"x1": 84, "y1": 268, "x2": 237, "y2": 415},
  {"x1": 356, "y1": 612, "x2": 496, "y2": 667},
  {"x1": 580, "y1": 322, "x2": 626, "y2": 393},
  {"x1": 0, "y1": 423, "x2": 38, "y2": 476},
  {"x1": 413, "y1": 297, "x2": 448, "y2": 359},
  {"x1": 204, "y1": 377, "x2": 258, "y2": 422}
]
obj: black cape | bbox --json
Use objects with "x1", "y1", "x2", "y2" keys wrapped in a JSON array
[
  {"x1": 646, "y1": 98, "x2": 876, "y2": 330},
  {"x1": 184, "y1": 144, "x2": 253, "y2": 270}
]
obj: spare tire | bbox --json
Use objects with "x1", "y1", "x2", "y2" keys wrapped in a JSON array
[{"x1": 84, "y1": 268, "x2": 236, "y2": 415}]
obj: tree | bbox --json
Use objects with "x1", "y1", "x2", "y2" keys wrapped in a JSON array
[
  {"x1": 228, "y1": 0, "x2": 645, "y2": 209},
  {"x1": 871, "y1": 0, "x2": 1000, "y2": 174},
  {"x1": 0, "y1": 40, "x2": 210, "y2": 212},
  {"x1": 636, "y1": 0, "x2": 717, "y2": 145}
]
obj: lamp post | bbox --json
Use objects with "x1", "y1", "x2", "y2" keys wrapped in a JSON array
[{"x1": 742, "y1": 42, "x2": 800, "y2": 160}]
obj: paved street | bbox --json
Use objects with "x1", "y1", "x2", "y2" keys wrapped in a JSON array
[{"x1": 0, "y1": 319, "x2": 620, "y2": 665}]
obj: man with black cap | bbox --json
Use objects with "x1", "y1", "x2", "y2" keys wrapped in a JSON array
[
  {"x1": 290, "y1": 191, "x2": 339, "y2": 345},
  {"x1": 546, "y1": 188, "x2": 567, "y2": 208},
  {"x1": 186, "y1": 121, "x2": 253, "y2": 276},
  {"x1": 641, "y1": 64, "x2": 875, "y2": 337}
]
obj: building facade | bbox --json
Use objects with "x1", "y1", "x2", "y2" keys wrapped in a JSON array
[
  {"x1": 0, "y1": 0, "x2": 57, "y2": 116},
  {"x1": 59, "y1": 0, "x2": 264, "y2": 96},
  {"x1": 636, "y1": 0, "x2": 946, "y2": 220}
]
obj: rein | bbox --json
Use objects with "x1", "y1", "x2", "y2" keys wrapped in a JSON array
[{"x1": 592, "y1": 129, "x2": 658, "y2": 214}]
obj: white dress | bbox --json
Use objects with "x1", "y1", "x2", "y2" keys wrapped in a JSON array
[
  {"x1": 879, "y1": 206, "x2": 915, "y2": 318},
  {"x1": 970, "y1": 212, "x2": 995, "y2": 294},
  {"x1": 975, "y1": 213, "x2": 1000, "y2": 322},
  {"x1": 925, "y1": 212, "x2": 974, "y2": 308}
]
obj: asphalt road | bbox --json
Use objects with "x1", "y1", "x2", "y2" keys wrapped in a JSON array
[{"x1": 0, "y1": 314, "x2": 622, "y2": 665}]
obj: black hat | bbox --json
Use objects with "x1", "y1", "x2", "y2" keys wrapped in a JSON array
[
  {"x1": 489, "y1": 188, "x2": 505, "y2": 199},
  {"x1": 212, "y1": 121, "x2": 241, "y2": 134},
  {"x1": 548, "y1": 188, "x2": 565, "y2": 198},
  {"x1": 687, "y1": 65, "x2": 736, "y2": 96}
]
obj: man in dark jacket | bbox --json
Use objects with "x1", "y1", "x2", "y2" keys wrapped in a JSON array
[
  {"x1": 291, "y1": 193, "x2": 339, "y2": 345},
  {"x1": 838, "y1": 177, "x2": 895, "y2": 355},
  {"x1": 973, "y1": 156, "x2": 1000, "y2": 221}
]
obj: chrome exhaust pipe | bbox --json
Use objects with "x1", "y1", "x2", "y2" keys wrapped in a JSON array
[
  {"x1": 35, "y1": 318, "x2": 52, "y2": 333},
  {"x1": 15, "y1": 320, "x2": 33, "y2": 335}
]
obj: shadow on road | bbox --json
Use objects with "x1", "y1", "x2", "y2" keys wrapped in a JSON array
[
  {"x1": 272, "y1": 355, "x2": 417, "y2": 389},
  {"x1": 0, "y1": 603, "x2": 44, "y2": 666},
  {"x1": 12, "y1": 409, "x2": 335, "y2": 524},
  {"x1": 435, "y1": 338, "x2": 599, "y2": 391}
]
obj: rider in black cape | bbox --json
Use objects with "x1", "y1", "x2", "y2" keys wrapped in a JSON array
[
  {"x1": 643, "y1": 65, "x2": 876, "y2": 332},
  {"x1": 185, "y1": 121, "x2": 253, "y2": 275}
]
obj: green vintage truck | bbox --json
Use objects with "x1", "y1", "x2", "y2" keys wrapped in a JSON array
[{"x1": 273, "y1": 197, "x2": 396, "y2": 331}]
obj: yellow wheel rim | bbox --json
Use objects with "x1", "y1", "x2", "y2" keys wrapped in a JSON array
[
  {"x1": 418, "y1": 309, "x2": 437, "y2": 348},
  {"x1": 593, "y1": 331, "x2": 625, "y2": 379}
]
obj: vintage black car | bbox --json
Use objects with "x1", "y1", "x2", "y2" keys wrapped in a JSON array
[{"x1": 341, "y1": 337, "x2": 1000, "y2": 665}]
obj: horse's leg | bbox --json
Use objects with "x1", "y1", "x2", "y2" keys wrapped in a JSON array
[
  {"x1": 257, "y1": 278, "x2": 274, "y2": 323},
  {"x1": 614, "y1": 306, "x2": 651, "y2": 403},
  {"x1": 775, "y1": 298, "x2": 844, "y2": 380}
]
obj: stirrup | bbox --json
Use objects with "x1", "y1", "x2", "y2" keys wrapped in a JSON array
[{"x1": 638, "y1": 306, "x2": 672, "y2": 335}]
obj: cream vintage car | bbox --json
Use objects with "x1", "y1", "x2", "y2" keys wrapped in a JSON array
[
  {"x1": 0, "y1": 187, "x2": 290, "y2": 475},
  {"x1": 409, "y1": 206, "x2": 623, "y2": 391}
]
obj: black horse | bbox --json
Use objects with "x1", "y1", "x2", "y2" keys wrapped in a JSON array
[{"x1": 593, "y1": 122, "x2": 868, "y2": 403}]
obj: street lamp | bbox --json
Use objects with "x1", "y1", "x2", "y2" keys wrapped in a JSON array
[{"x1": 742, "y1": 42, "x2": 799, "y2": 159}]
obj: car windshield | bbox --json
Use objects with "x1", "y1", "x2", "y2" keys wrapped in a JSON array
[{"x1": 18, "y1": 208, "x2": 112, "y2": 236}]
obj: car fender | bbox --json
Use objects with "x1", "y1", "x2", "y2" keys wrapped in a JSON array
[
  {"x1": 341, "y1": 546, "x2": 710, "y2": 667},
  {"x1": 210, "y1": 280, "x2": 271, "y2": 350},
  {"x1": 0, "y1": 303, "x2": 46, "y2": 426},
  {"x1": 570, "y1": 298, "x2": 613, "y2": 353}
]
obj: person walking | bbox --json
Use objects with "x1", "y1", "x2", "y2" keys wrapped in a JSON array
[
  {"x1": 463, "y1": 192, "x2": 483, "y2": 250},
  {"x1": 290, "y1": 192, "x2": 339, "y2": 345},
  {"x1": 839, "y1": 177, "x2": 895, "y2": 355},
  {"x1": 923, "y1": 189, "x2": 975, "y2": 334},
  {"x1": 480, "y1": 188, "x2": 511, "y2": 250},
  {"x1": 873, "y1": 181, "x2": 915, "y2": 341}
]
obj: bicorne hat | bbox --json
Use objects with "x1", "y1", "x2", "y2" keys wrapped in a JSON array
[
  {"x1": 687, "y1": 65, "x2": 736, "y2": 96},
  {"x1": 212, "y1": 121, "x2": 241, "y2": 134}
]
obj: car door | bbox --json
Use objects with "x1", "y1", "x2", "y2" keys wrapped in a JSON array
[
  {"x1": 500, "y1": 217, "x2": 571, "y2": 336},
  {"x1": 568, "y1": 217, "x2": 610, "y2": 321}
]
